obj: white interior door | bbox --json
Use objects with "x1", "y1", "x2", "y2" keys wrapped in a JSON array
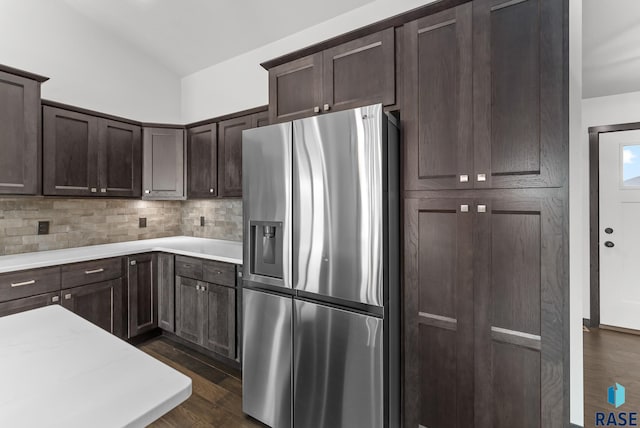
[{"x1": 600, "y1": 130, "x2": 640, "y2": 330}]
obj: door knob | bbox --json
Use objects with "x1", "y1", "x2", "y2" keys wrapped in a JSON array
[
  {"x1": 605, "y1": 227, "x2": 614, "y2": 234},
  {"x1": 604, "y1": 241, "x2": 615, "y2": 248}
]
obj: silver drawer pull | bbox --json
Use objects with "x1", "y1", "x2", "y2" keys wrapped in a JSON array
[
  {"x1": 10, "y1": 280, "x2": 36, "y2": 288},
  {"x1": 64, "y1": 293, "x2": 72, "y2": 300},
  {"x1": 215, "y1": 271, "x2": 222, "y2": 275},
  {"x1": 52, "y1": 296, "x2": 60, "y2": 303},
  {"x1": 85, "y1": 268, "x2": 105, "y2": 275}
]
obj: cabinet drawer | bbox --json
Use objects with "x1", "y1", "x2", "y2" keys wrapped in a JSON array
[
  {"x1": 203, "y1": 260, "x2": 236, "y2": 287},
  {"x1": 61, "y1": 257, "x2": 123, "y2": 288},
  {"x1": 0, "y1": 292, "x2": 60, "y2": 318},
  {"x1": 175, "y1": 256, "x2": 203, "y2": 280},
  {"x1": 0, "y1": 266, "x2": 61, "y2": 303}
]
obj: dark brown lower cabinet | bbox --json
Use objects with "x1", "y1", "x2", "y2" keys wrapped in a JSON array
[
  {"x1": 0, "y1": 292, "x2": 60, "y2": 318},
  {"x1": 175, "y1": 276, "x2": 236, "y2": 359},
  {"x1": 404, "y1": 192, "x2": 566, "y2": 428},
  {"x1": 157, "y1": 253, "x2": 175, "y2": 332},
  {"x1": 61, "y1": 278, "x2": 123, "y2": 338},
  {"x1": 127, "y1": 254, "x2": 157, "y2": 338}
]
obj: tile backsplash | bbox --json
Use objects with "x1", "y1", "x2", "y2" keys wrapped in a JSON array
[
  {"x1": 0, "y1": 198, "x2": 244, "y2": 256},
  {"x1": 181, "y1": 199, "x2": 243, "y2": 242}
]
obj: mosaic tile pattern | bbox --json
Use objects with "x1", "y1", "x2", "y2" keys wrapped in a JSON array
[
  {"x1": 0, "y1": 197, "x2": 244, "y2": 256},
  {"x1": 0, "y1": 198, "x2": 182, "y2": 255},
  {"x1": 181, "y1": 199, "x2": 243, "y2": 242}
]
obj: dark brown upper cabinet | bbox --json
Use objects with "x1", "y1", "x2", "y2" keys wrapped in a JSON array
[
  {"x1": 187, "y1": 123, "x2": 218, "y2": 199},
  {"x1": 268, "y1": 28, "x2": 395, "y2": 123},
  {"x1": 404, "y1": 4, "x2": 473, "y2": 191},
  {"x1": 43, "y1": 106, "x2": 141, "y2": 197},
  {"x1": 0, "y1": 67, "x2": 47, "y2": 195},
  {"x1": 269, "y1": 53, "x2": 323, "y2": 123},
  {"x1": 98, "y1": 119, "x2": 142, "y2": 198},
  {"x1": 43, "y1": 106, "x2": 99, "y2": 196},
  {"x1": 473, "y1": 0, "x2": 565, "y2": 189},
  {"x1": 142, "y1": 127, "x2": 186, "y2": 200},
  {"x1": 404, "y1": 0, "x2": 566, "y2": 191},
  {"x1": 218, "y1": 115, "x2": 253, "y2": 197},
  {"x1": 323, "y1": 27, "x2": 395, "y2": 113}
]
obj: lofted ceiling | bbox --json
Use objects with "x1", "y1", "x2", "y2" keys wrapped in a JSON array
[
  {"x1": 583, "y1": 0, "x2": 640, "y2": 98},
  {"x1": 62, "y1": 0, "x2": 376, "y2": 77}
]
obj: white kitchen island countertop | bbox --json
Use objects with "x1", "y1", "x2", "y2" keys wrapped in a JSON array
[
  {"x1": 0, "y1": 236, "x2": 242, "y2": 273},
  {"x1": 0, "y1": 305, "x2": 192, "y2": 428}
]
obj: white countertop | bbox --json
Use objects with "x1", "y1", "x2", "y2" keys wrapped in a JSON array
[
  {"x1": 0, "y1": 236, "x2": 243, "y2": 273},
  {"x1": 0, "y1": 305, "x2": 192, "y2": 427}
]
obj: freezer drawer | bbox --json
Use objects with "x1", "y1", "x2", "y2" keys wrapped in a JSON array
[
  {"x1": 242, "y1": 288, "x2": 292, "y2": 428},
  {"x1": 293, "y1": 299, "x2": 384, "y2": 428}
]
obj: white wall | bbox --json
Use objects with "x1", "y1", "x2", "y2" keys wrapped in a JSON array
[
  {"x1": 0, "y1": 0, "x2": 181, "y2": 123},
  {"x1": 181, "y1": 0, "x2": 438, "y2": 122},
  {"x1": 569, "y1": 0, "x2": 584, "y2": 425}
]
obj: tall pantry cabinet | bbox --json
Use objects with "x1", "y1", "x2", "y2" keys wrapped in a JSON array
[{"x1": 402, "y1": 1, "x2": 567, "y2": 428}]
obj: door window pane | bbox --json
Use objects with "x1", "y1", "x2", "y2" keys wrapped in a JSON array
[{"x1": 622, "y1": 145, "x2": 640, "y2": 186}]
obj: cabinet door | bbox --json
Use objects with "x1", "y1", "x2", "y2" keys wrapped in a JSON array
[
  {"x1": 98, "y1": 119, "x2": 141, "y2": 198},
  {"x1": 43, "y1": 106, "x2": 99, "y2": 196},
  {"x1": 187, "y1": 123, "x2": 217, "y2": 198},
  {"x1": 404, "y1": 198, "x2": 474, "y2": 428},
  {"x1": 473, "y1": 196, "x2": 565, "y2": 427},
  {"x1": 268, "y1": 53, "x2": 323, "y2": 123},
  {"x1": 202, "y1": 282, "x2": 236, "y2": 358},
  {"x1": 323, "y1": 28, "x2": 395, "y2": 113},
  {"x1": 473, "y1": 0, "x2": 565, "y2": 189},
  {"x1": 0, "y1": 71, "x2": 41, "y2": 195},
  {"x1": 175, "y1": 276, "x2": 203, "y2": 344},
  {"x1": 218, "y1": 115, "x2": 252, "y2": 197},
  {"x1": 0, "y1": 292, "x2": 59, "y2": 318},
  {"x1": 142, "y1": 128, "x2": 185, "y2": 200},
  {"x1": 127, "y1": 254, "x2": 157, "y2": 338},
  {"x1": 61, "y1": 278, "x2": 123, "y2": 337},
  {"x1": 404, "y1": 4, "x2": 473, "y2": 191},
  {"x1": 157, "y1": 253, "x2": 175, "y2": 332},
  {"x1": 253, "y1": 110, "x2": 270, "y2": 128}
]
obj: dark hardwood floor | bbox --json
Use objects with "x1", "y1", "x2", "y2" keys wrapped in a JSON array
[
  {"x1": 584, "y1": 328, "x2": 640, "y2": 426},
  {"x1": 139, "y1": 337, "x2": 265, "y2": 428}
]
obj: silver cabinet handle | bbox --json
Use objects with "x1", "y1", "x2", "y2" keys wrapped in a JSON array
[
  {"x1": 85, "y1": 268, "x2": 105, "y2": 275},
  {"x1": 460, "y1": 205, "x2": 469, "y2": 213},
  {"x1": 90, "y1": 188, "x2": 97, "y2": 193},
  {"x1": 52, "y1": 296, "x2": 60, "y2": 303},
  {"x1": 323, "y1": 104, "x2": 331, "y2": 112},
  {"x1": 10, "y1": 279, "x2": 36, "y2": 288},
  {"x1": 201, "y1": 286, "x2": 207, "y2": 292},
  {"x1": 313, "y1": 106, "x2": 320, "y2": 113},
  {"x1": 100, "y1": 188, "x2": 107, "y2": 193},
  {"x1": 209, "y1": 188, "x2": 215, "y2": 193},
  {"x1": 64, "y1": 293, "x2": 72, "y2": 300},
  {"x1": 477, "y1": 205, "x2": 487, "y2": 213},
  {"x1": 460, "y1": 174, "x2": 469, "y2": 183},
  {"x1": 144, "y1": 190, "x2": 151, "y2": 194},
  {"x1": 130, "y1": 260, "x2": 137, "y2": 266},
  {"x1": 477, "y1": 173, "x2": 486, "y2": 182}
]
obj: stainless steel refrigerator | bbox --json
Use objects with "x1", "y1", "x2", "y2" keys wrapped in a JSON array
[{"x1": 241, "y1": 104, "x2": 399, "y2": 428}]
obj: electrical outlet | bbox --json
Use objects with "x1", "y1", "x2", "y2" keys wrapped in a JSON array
[
  {"x1": 139, "y1": 217, "x2": 147, "y2": 228},
  {"x1": 200, "y1": 216, "x2": 205, "y2": 227},
  {"x1": 37, "y1": 221, "x2": 50, "y2": 235}
]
